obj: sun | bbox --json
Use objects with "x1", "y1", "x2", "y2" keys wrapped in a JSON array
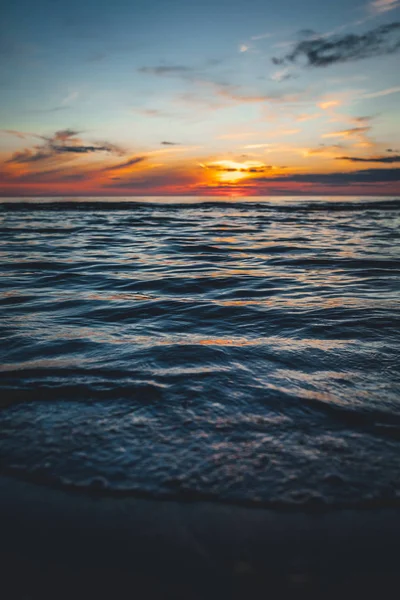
[{"x1": 204, "y1": 160, "x2": 267, "y2": 185}]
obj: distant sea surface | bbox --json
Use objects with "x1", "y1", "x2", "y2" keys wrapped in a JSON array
[{"x1": 0, "y1": 196, "x2": 399, "y2": 508}]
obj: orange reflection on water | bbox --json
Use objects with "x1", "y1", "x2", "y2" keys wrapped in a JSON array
[
  {"x1": 199, "y1": 338, "x2": 258, "y2": 347},
  {"x1": 85, "y1": 292, "x2": 153, "y2": 302}
]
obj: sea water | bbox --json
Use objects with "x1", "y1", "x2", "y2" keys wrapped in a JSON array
[{"x1": 0, "y1": 197, "x2": 399, "y2": 508}]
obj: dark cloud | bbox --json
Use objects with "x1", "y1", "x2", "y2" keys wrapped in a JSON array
[
  {"x1": 297, "y1": 29, "x2": 318, "y2": 39},
  {"x1": 51, "y1": 129, "x2": 80, "y2": 142},
  {"x1": 6, "y1": 150, "x2": 54, "y2": 164},
  {"x1": 4, "y1": 167, "x2": 88, "y2": 183},
  {"x1": 253, "y1": 168, "x2": 400, "y2": 185},
  {"x1": 30, "y1": 106, "x2": 70, "y2": 114},
  {"x1": 352, "y1": 116, "x2": 374, "y2": 124},
  {"x1": 53, "y1": 144, "x2": 119, "y2": 154},
  {"x1": 106, "y1": 171, "x2": 195, "y2": 190},
  {"x1": 337, "y1": 155, "x2": 400, "y2": 163},
  {"x1": 161, "y1": 141, "x2": 180, "y2": 145},
  {"x1": 273, "y1": 22, "x2": 400, "y2": 67},
  {"x1": 138, "y1": 59, "x2": 223, "y2": 84},
  {"x1": 139, "y1": 65, "x2": 193, "y2": 76},
  {"x1": 206, "y1": 164, "x2": 273, "y2": 173},
  {"x1": 104, "y1": 157, "x2": 147, "y2": 171},
  {"x1": 248, "y1": 167, "x2": 273, "y2": 173},
  {"x1": 2, "y1": 129, "x2": 32, "y2": 140},
  {"x1": 6, "y1": 129, "x2": 124, "y2": 164}
]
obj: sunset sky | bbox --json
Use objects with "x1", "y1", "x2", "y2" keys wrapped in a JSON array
[{"x1": 1, "y1": 0, "x2": 399, "y2": 196}]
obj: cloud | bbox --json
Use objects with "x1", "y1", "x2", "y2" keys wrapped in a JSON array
[
  {"x1": 50, "y1": 129, "x2": 80, "y2": 142},
  {"x1": 214, "y1": 84, "x2": 306, "y2": 106},
  {"x1": 273, "y1": 22, "x2": 400, "y2": 67},
  {"x1": 337, "y1": 154, "x2": 400, "y2": 163},
  {"x1": 205, "y1": 164, "x2": 272, "y2": 174},
  {"x1": 303, "y1": 144, "x2": 345, "y2": 156},
  {"x1": 217, "y1": 132, "x2": 259, "y2": 140},
  {"x1": 5, "y1": 129, "x2": 124, "y2": 165},
  {"x1": 318, "y1": 100, "x2": 341, "y2": 110},
  {"x1": 106, "y1": 170, "x2": 196, "y2": 192},
  {"x1": 200, "y1": 160, "x2": 275, "y2": 175},
  {"x1": 1, "y1": 129, "x2": 39, "y2": 140},
  {"x1": 61, "y1": 91, "x2": 79, "y2": 106},
  {"x1": 138, "y1": 61, "x2": 224, "y2": 88},
  {"x1": 161, "y1": 141, "x2": 180, "y2": 145},
  {"x1": 296, "y1": 112, "x2": 321, "y2": 122},
  {"x1": 138, "y1": 65, "x2": 193, "y2": 76},
  {"x1": 275, "y1": 129, "x2": 301, "y2": 136},
  {"x1": 253, "y1": 168, "x2": 400, "y2": 185},
  {"x1": 131, "y1": 108, "x2": 172, "y2": 118},
  {"x1": 243, "y1": 144, "x2": 271, "y2": 149},
  {"x1": 251, "y1": 32, "x2": 272, "y2": 41},
  {"x1": 351, "y1": 115, "x2": 374, "y2": 124},
  {"x1": 369, "y1": 0, "x2": 400, "y2": 15},
  {"x1": 55, "y1": 144, "x2": 120, "y2": 154},
  {"x1": 8, "y1": 168, "x2": 88, "y2": 184},
  {"x1": 104, "y1": 156, "x2": 147, "y2": 171},
  {"x1": 239, "y1": 44, "x2": 250, "y2": 53},
  {"x1": 361, "y1": 85, "x2": 400, "y2": 99},
  {"x1": 322, "y1": 126, "x2": 371, "y2": 139},
  {"x1": 6, "y1": 150, "x2": 53, "y2": 164},
  {"x1": 271, "y1": 67, "x2": 294, "y2": 82}
]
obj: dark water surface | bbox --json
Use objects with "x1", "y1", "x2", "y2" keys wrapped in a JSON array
[{"x1": 0, "y1": 197, "x2": 399, "y2": 508}]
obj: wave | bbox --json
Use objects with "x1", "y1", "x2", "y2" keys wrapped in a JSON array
[
  {"x1": 0, "y1": 197, "x2": 399, "y2": 508},
  {"x1": 0, "y1": 196, "x2": 399, "y2": 212}
]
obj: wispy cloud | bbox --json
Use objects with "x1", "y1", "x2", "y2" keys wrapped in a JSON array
[
  {"x1": 318, "y1": 100, "x2": 341, "y2": 110},
  {"x1": 138, "y1": 65, "x2": 193, "y2": 76},
  {"x1": 322, "y1": 126, "x2": 371, "y2": 139},
  {"x1": 273, "y1": 22, "x2": 400, "y2": 67},
  {"x1": 251, "y1": 32, "x2": 272, "y2": 41},
  {"x1": 303, "y1": 144, "x2": 345, "y2": 157},
  {"x1": 138, "y1": 59, "x2": 222, "y2": 80},
  {"x1": 6, "y1": 149, "x2": 53, "y2": 164},
  {"x1": 131, "y1": 108, "x2": 173, "y2": 118},
  {"x1": 351, "y1": 116, "x2": 374, "y2": 124},
  {"x1": 337, "y1": 154, "x2": 400, "y2": 163},
  {"x1": 243, "y1": 143, "x2": 272, "y2": 149},
  {"x1": 296, "y1": 112, "x2": 322, "y2": 122},
  {"x1": 361, "y1": 85, "x2": 400, "y2": 98},
  {"x1": 1, "y1": 129, "x2": 40, "y2": 140},
  {"x1": 252, "y1": 168, "x2": 400, "y2": 185},
  {"x1": 369, "y1": 0, "x2": 400, "y2": 15},
  {"x1": 61, "y1": 91, "x2": 79, "y2": 106},
  {"x1": 217, "y1": 132, "x2": 259, "y2": 140},
  {"x1": 5, "y1": 129, "x2": 124, "y2": 165},
  {"x1": 102, "y1": 156, "x2": 147, "y2": 171},
  {"x1": 270, "y1": 67, "x2": 294, "y2": 82},
  {"x1": 201, "y1": 160, "x2": 274, "y2": 174}
]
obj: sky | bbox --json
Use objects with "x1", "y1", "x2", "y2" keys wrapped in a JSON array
[{"x1": 0, "y1": 0, "x2": 399, "y2": 196}]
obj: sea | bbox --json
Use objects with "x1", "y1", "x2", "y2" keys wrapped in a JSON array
[{"x1": 0, "y1": 196, "x2": 399, "y2": 509}]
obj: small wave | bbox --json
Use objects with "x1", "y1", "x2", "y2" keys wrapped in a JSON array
[
  {"x1": 0, "y1": 197, "x2": 399, "y2": 508},
  {"x1": 1, "y1": 196, "x2": 399, "y2": 212}
]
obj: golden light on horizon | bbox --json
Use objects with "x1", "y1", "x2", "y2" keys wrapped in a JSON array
[{"x1": 203, "y1": 159, "x2": 268, "y2": 184}]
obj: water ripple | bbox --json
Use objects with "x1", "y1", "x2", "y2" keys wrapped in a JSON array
[{"x1": 0, "y1": 197, "x2": 399, "y2": 508}]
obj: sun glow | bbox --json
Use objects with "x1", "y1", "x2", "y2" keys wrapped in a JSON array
[{"x1": 204, "y1": 160, "x2": 268, "y2": 184}]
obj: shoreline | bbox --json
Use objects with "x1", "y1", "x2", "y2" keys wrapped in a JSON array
[{"x1": 1, "y1": 475, "x2": 399, "y2": 599}]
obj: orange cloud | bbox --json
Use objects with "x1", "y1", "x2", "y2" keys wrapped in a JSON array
[
  {"x1": 296, "y1": 113, "x2": 322, "y2": 122},
  {"x1": 318, "y1": 100, "x2": 341, "y2": 110}
]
